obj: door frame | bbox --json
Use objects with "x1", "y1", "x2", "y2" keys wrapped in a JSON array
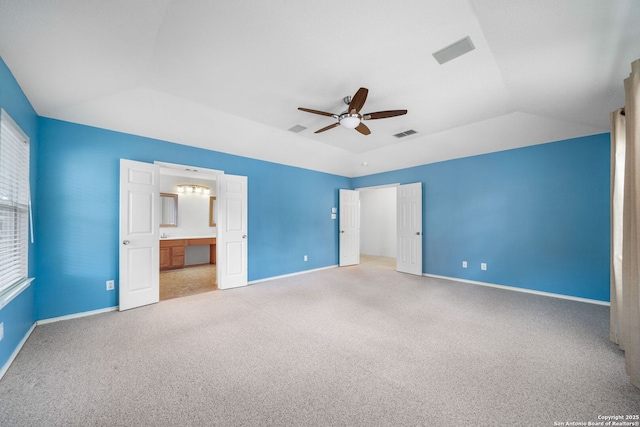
[{"x1": 155, "y1": 161, "x2": 224, "y2": 178}]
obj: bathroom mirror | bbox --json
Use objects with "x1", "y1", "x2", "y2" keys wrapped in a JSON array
[
  {"x1": 160, "y1": 193, "x2": 178, "y2": 227},
  {"x1": 209, "y1": 196, "x2": 216, "y2": 227}
]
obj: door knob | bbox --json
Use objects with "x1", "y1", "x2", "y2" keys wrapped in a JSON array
[
  {"x1": 341, "y1": 230, "x2": 345, "y2": 233},
  {"x1": 242, "y1": 235, "x2": 247, "y2": 239},
  {"x1": 123, "y1": 240, "x2": 130, "y2": 245},
  {"x1": 415, "y1": 232, "x2": 421, "y2": 236}
]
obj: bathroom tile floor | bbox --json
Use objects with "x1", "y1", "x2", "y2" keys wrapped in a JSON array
[{"x1": 160, "y1": 264, "x2": 217, "y2": 301}]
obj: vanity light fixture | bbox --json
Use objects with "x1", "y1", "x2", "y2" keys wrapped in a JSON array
[{"x1": 177, "y1": 184, "x2": 210, "y2": 195}]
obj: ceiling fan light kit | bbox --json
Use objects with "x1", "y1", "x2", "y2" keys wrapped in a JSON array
[
  {"x1": 298, "y1": 87, "x2": 407, "y2": 135},
  {"x1": 339, "y1": 114, "x2": 361, "y2": 129}
]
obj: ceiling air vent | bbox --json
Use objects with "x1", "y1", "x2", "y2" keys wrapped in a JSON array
[
  {"x1": 288, "y1": 124, "x2": 307, "y2": 133},
  {"x1": 432, "y1": 36, "x2": 475, "y2": 65},
  {"x1": 394, "y1": 129, "x2": 418, "y2": 138}
]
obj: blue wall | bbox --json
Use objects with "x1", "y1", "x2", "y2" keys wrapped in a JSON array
[
  {"x1": 35, "y1": 118, "x2": 349, "y2": 319},
  {"x1": 0, "y1": 57, "x2": 38, "y2": 369},
  {"x1": 353, "y1": 134, "x2": 610, "y2": 302}
]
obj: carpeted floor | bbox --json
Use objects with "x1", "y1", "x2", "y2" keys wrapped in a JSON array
[
  {"x1": 160, "y1": 264, "x2": 217, "y2": 300},
  {"x1": 1, "y1": 255, "x2": 639, "y2": 426}
]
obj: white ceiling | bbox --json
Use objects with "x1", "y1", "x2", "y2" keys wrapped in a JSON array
[{"x1": 0, "y1": 0, "x2": 638, "y2": 177}]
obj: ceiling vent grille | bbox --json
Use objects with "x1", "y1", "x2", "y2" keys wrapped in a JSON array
[
  {"x1": 432, "y1": 36, "x2": 475, "y2": 65},
  {"x1": 288, "y1": 124, "x2": 307, "y2": 133},
  {"x1": 394, "y1": 129, "x2": 417, "y2": 138}
]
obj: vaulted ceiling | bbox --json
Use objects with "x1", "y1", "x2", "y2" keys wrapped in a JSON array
[{"x1": 0, "y1": 0, "x2": 638, "y2": 177}]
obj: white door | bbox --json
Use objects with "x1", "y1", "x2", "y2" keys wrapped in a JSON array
[
  {"x1": 397, "y1": 182, "x2": 422, "y2": 275},
  {"x1": 339, "y1": 189, "x2": 360, "y2": 266},
  {"x1": 119, "y1": 159, "x2": 160, "y2": 310},
  {"x1": 217, "y1": 174, "x2": 248, "y2": 289}
]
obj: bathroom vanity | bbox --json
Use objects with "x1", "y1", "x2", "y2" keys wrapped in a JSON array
[{"x1": 160, "y1": 237, "x2": 216, "y2": 270}]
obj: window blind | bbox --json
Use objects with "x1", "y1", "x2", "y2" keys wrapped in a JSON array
[{"x1": 0, "y1": 109, "x2": 30, "y2": 297}]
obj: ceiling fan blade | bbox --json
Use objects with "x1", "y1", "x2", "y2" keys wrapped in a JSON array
[
  {"x1": 362, "y1": 110, "x2": 408, "y2": 120},
  {"x1": 349, "y1": 87, "x2": 369, "y2": 113},
  {"x1": 355, "y1": 123, "x2": 371, "y2": 135},
  {"x1": 298, "y1": 107, "x2": 335, "y2": 117},
  {"x1": 315, "y1": 122, "x2": 341, "y2": 133}
]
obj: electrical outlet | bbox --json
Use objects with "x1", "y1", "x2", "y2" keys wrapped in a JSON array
[
  {"x1": 0, "y1": 322, "x2": 4, "y2": 342},
  {"x1": 481, "y1": 263, "x2": 487, "y2": 271},
  {"x1": 304, "y1": 255, "x2": 308, "y2": 262},
  {"x1": 106, "y1": 280, "x2": 115, "y2": 291},
  {"x1": 462, "y1": 261, "x2": 467, "y2": 268}
]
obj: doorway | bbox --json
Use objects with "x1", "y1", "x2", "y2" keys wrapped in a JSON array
[
  {"x1": 155, "y1": 162, "x2": 249, "y2": 292},
  {"x1": 160, "y1": 167, "x2": 218, "y2": 301},
  {"x1": 119, "y1": 159, "x2": 249, "y2": 311},
  {"x1": 159, "y1": 172, "x2": 218, "y2": 301},
  {"x1": 347, "y1": 182, "x2": 422, "y2": 275},
  {"x1": 359, "y1": 186, "x2": 398, "y2": 259}
]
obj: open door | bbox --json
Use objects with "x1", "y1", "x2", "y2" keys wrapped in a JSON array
[
  {"x1": 339, "y1": 189, "x2": 360, "y2": 266},
  {"x1": 397, "y1": 182, "x2": 422, "y2": 275},
  {"x1": 217, "y1": 174, "x2": 248, "y2": 289},
  {"x1": 119, "y1": 159, "x2": 160, "y2": 310}
]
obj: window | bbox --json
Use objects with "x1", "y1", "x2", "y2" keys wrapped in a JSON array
[{"x1": 0, "y1": 109, "x2": 31, "y2": 305}]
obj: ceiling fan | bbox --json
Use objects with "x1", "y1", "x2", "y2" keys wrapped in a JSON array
[{"x1": 298, "y1": 87, "x2": 407, "y2": 135}]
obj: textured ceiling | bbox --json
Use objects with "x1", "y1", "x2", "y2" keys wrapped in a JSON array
[{"x1": 0, "y1": 0, "x2": 638, "y2": 177}]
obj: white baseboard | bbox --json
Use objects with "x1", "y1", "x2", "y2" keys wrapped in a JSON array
[
  {"x1": 0, "y1": 322, "x2": 36, "y2": 381},
  {"x1": 249, "y1": 265, "x2": 339, "y2": 285},
  {"x1": 37, "y1": 306, "x2": 118, "y2": 325},
  {"x1": 423, "y1": 274, "x2": 610, "y2": 306}
]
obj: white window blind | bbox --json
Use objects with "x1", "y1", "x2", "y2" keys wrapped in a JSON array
[{"x1": 0, "y1": 109, "x2": 30, "y2": 298}]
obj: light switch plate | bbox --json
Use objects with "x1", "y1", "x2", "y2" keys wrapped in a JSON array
[
  {"x1": 331, "y1": 207, "x2": 337, "y2": 214},
  {"x1": 331, "y1": 213, "x2": 336, "y2": 219}
]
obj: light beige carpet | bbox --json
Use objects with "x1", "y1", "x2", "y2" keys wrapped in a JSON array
[{"x1": 2, "y1": 256, "x2": 639, "y2": 426}]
